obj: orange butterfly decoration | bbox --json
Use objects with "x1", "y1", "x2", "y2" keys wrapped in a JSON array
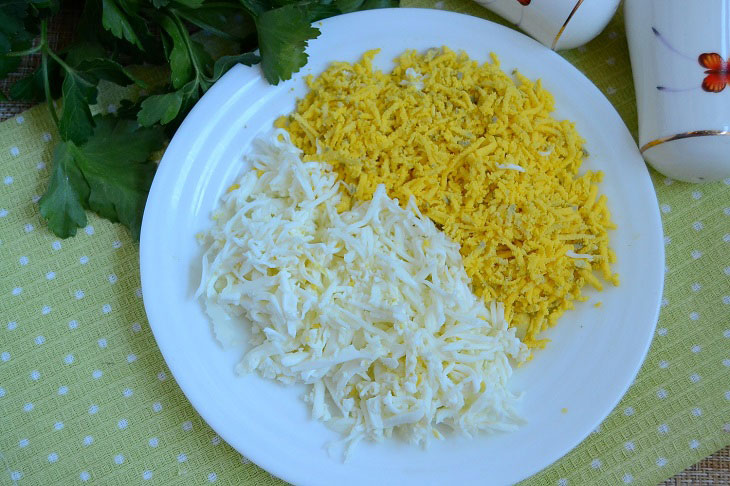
[{"x1": 698, "y1": 53, "x2": 730, "y2": 93}]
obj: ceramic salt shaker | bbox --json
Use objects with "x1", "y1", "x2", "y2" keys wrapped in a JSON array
[
  {"x1": 474, "y1": 0, "x2": 621, "y2": 50},
  {"x1": 625, "y1": 0, "x2": 730, "y2": 182}
]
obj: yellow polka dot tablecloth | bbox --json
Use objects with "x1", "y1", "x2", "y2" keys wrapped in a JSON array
[{"x1": 1, "y1": 5, "x2": 728, "y2": 486}]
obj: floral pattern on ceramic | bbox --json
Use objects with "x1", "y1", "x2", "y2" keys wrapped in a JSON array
[
  {"x1": 625, "y1": 0, "x2": 730, "y2": 182},
  {"x1": 652, "y1": 27, "x2": 730, "y2": 94},
  {"x1": 698, "y1": 53, "x2": 730, "y2": 92}
]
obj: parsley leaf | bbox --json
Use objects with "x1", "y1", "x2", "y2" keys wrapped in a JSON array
[
  {"x1": 211, "y1": 52, "x2": 260, "y2": 81},
  {"x1": 256, "y1": 4, "x2": 320, "y2": 84},
  {"x1": 39, "y1": 116, "x2": 164, "y2": 239},
  {"x1": 58, "y1": 69, "x2": 97, "y2": 145},
  {"x1": 64, "y1": 42, "x2": 107, "y2": 67},
  {"x1": 171, "y1": 0, "x2": 205, "y2": 8},
  {"x1": 0, "y1": 1, "x2": 33, "y2": 53},
  {"x1": 137, "y1": 91, "x2": 183, "y2": 126},
  {"x1": 8, "y1": 0, "x2": 398, "y2": 238},
  {"x1": 240, "y1": 0, "x2": 270, "y2": 16},
  {"x1": 76, "y1": 58, "x2": 142, "y2": 86},
  {"x1": 359, "y1": 0, "x2": 399, "y2": 9},
  {"x1": 9, "y1": 58, "x2": 61, "y2": 100},
  {"x1": 175, "y1": 5, "x2": 255, "y2": 41},
  {"x1": 175, "y1": 78, "x2": 201, "y2": 120},
  {"x1": 0, "y1": 55, "x2": 20, "y2": 81},
  {"x1": 29, "y1": 0, "x2": 60, "y2": 18},
  {"x1": 0, "y1": 0, "x2": 37, "y2": 79},
  {"x1": 336, "y1": 0, "x2": 397, "y2": 12},
  {"x1": 190, "y1": 38, "x2": 213, "y2": 81},
  {"x1": 56, "y1": 56, "x2": 140, "y2": 144},
  {"x1": 160, "y1": 14, "x2": 193, "y2": 89},
  {"x1": 79, "y1": 116, "x2": 164, "y2": 239},
  {"x1": 101, "y1": 0, "x2": 143, "y2": 50},
  {"x1": 39, "y1": 142, "x2": 89, "y2": 237}
]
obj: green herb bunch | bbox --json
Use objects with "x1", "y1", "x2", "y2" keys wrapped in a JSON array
[{"x1": 0, "y1": 0, "x2": 396, "y2": 238}]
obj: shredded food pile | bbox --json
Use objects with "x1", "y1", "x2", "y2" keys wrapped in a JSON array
[
  {"x1": 198, "y1": 132, "x2": 527, "y2": 456},
  {"x1": 278, "y1": 48, "x2": 619, "y2": 348}
]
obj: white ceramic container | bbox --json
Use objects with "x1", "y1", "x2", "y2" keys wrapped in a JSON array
[
  {"x1": 625, "y1": 0, "x2": 730, "y2": 182},
  {"x1": 473, "y1": 0, "x2": 621, "y2": 50}
]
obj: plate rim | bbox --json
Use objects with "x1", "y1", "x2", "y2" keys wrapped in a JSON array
[{"x1": 140, "y1": 7, "x2": 665, "y2": 485}]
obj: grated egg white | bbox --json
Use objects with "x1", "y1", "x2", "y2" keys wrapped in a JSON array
[{"x1": 197, "y1": 130, "x2": 527, "y2": 458}]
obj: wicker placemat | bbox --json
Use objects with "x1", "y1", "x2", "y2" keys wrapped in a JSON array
[{"x1": 660, "y1": 446, "x2": 729, "y2": 485}]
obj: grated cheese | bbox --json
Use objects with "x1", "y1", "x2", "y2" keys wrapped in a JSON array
[
  {"x1": 278, "y1": 48, "x2": 619, "y2": 348},
  {"x1": 197, "y1": 131, "x2": 527, "y2": 457}
]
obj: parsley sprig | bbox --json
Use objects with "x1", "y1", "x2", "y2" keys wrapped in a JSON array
[{"x1": 0, "y1": 0, "x2": 397, "y2": 238}]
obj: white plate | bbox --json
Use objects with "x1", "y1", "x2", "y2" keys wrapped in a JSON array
[{"x1": 140, "y1": 8, "x2": 664, "y2": 486}]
